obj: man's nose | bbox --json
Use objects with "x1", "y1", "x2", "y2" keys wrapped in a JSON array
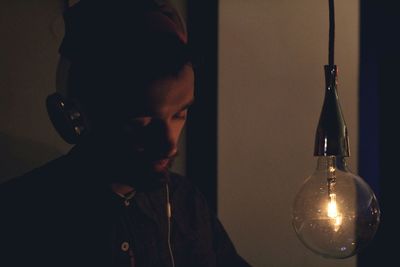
[{"x1": 150, "y1": 120, "x2": 178, "y2": 158}]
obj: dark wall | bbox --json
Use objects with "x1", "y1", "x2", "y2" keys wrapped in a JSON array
[
  {"x1": 358, "y1": 1, "x2": 400, "y2": 266},
  {"x1": 186, "y1": 0, "x2": 218, "y2": 212}
]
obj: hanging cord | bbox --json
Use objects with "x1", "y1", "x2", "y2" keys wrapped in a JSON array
[
  {"x1": 166, "y1": 184, "x2": 175, "y2": 267},
  {"x1": 328, "y1": 0, "x2": 335, "y2": 66}
]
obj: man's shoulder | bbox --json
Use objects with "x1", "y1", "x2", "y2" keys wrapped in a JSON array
[{"x1": 0, "y1": 155, "x2": 70, "y2": 197}]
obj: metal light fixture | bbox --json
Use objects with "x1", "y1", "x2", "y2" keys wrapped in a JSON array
[{"x1": 292, "y1": 0, "x2": 380, "y2": 259}]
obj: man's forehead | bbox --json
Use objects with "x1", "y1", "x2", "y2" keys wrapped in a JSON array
[{"x1": 120, "y1": 68, "x2": 194, "y2": 116}]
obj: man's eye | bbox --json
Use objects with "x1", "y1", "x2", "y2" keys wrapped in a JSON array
[
  {"x1": 132, "y1": 117, "x2": 151, "y2": 126},
  {"x1": 173, "y1": 110, "x2": 187, "y2": 119}
]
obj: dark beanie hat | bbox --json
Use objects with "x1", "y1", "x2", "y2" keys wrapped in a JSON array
[
  {"x1": 59, "y1": 0, "x2": 188, "y2": 62},
  {"x1": 59, "y1": 0, "x2": 191, "y2": 120}
]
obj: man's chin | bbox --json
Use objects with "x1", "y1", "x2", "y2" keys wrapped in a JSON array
[
  {"x1": 98, "y1": 150, "x2": 174, "y2": 191},
  {"x1": 151, "y1": 159, "x2": 170, "y2": 173}
]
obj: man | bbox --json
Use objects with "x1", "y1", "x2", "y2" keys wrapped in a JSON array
[{"x1": 0, "y1": 1, "x2": 251, "y2": 266}]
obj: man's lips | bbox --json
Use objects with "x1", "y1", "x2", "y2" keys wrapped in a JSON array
[
  {"x1": 151, "y1": 159, "x2": 170, "y2": 170},
  {"x1": 131, "y1": 147, "x2": 175, "y2": 171}
]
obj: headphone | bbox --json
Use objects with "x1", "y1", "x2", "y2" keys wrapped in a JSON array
[{"x1": 46, "y1": 56, "x2": 89, "y2": 144}]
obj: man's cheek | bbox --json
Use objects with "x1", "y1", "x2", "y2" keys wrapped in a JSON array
[{"x1": 118, "y1": 132, "x2": 144, "y2": 150}]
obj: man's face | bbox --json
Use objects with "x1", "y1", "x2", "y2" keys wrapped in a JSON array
[
  {"x1": 101, "y1": 64, "x2": 194, "y2": 184},
  {"x1": 125, "y1": 64, "x2": 194, "y2": 171}
]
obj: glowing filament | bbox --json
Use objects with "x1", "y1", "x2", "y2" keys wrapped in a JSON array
[{"x1": 327, "y1": 193, "x2": 342, "y2": 232}]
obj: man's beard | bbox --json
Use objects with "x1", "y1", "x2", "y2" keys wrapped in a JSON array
[{"x1": 101, "y1": 148, "x2": 178, "y2": 191}]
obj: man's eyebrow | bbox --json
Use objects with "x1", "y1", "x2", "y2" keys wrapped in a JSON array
[{"x1": 177, "y1": 99, "x2": 195, "y2": 112}]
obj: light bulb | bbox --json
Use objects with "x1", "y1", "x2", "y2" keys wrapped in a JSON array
[{"x1": 292, "y1": 156, "x2": 380, "y2": 259}]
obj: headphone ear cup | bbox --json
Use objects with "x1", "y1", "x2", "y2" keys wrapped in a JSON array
[{"x1": 46, "y1": 93, "x2": 88, "y2": 144}]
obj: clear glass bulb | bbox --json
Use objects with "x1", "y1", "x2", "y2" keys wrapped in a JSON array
[{"x1": 292, "y1": 156, "x2": 380, "y2": 259}]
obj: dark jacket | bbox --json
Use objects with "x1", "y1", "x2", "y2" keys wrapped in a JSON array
[{"x1": 0, "y1": 147, "x2": 251, "y2": 267}]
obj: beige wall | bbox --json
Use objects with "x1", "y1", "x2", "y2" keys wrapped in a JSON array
[
  {"x1": 218, "y1": 0, "x2": 359, "y2": 266},
  {"x1": 0, "y1": 0, "x2": 187, "y2": 183},
  {"x1": 0, "y1": 0, "x2": 70, "y2": 183}
]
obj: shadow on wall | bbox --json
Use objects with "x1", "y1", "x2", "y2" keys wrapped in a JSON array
[{"x1": 0, "y1": 132, "x2": 63, "y2": 184}]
